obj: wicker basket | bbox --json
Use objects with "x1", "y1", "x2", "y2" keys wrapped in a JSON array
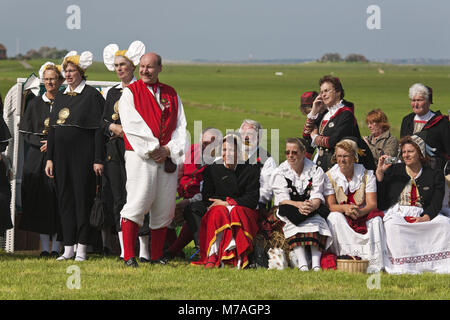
[{"x1": 336, "y1": 259, "x2": 369, "y2": 273}]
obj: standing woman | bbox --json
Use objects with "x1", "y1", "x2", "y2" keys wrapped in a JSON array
[
  {"x1": 302, "y1": 75, "x2": 362, "y2": 172},
  {"x1": 0, "y1": 115, "x2": 12, "y2": 235},
  {"x1": 102, "y1": 41, "x2": 146, "y2": 260},
  {"x1": 45, "y1": 51, "x2": 105, "y2": 261},
  {"x1": 19, "y1": 62, "x2": 64, "y2": 257}
]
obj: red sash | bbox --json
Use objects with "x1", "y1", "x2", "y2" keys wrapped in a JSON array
[
  {"x1": 123, "y1": 79, "x2": 179, "y2": 151},
  {"x1": 423, "y1": 114, "x2": 446, "y2": 130}
]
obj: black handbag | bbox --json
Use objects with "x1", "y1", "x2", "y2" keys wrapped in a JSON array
[{"x1": 90, "y1": 176, "x2": 106, "y2": 229}]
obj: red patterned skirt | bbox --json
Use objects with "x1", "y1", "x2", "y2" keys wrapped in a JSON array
[{"x1": 191, "y1": 205, "x2": 259, "y2": 268}]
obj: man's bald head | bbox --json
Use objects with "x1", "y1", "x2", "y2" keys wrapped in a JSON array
[
  {"x1": 140, "y1": 52, "x2": 162, "y2": 67},
  {"x1": 139, "y1": 52, "x2": 162, "y2": 84}
]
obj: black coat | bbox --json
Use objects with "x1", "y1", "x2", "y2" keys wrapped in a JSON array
[
  {"x1": 377, "y1": 163, "x2": 445, "y2": 220},
  {"x1": 18, "y1": 95, "x2": 60, "y2": 235},
  {"x1": 314, "y1": 100, "x2": 362, "y2": 171},
  {"x1": 400, "y1": 111, "x2": 450, "y2": 171},
  {"x1": 201, "y1": 162, "x2": 260, "y2": 210},
  {"x1": 0, "y1": 116, "x2": 12, "y2": 233}
]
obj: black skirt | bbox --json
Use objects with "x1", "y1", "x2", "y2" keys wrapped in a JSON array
[
  {"x1": 19, "y1": 145, "x2": 60, "y2": 235},
  {"x1": 0, "y1": 160, "x2": 12, "y2": 234}
]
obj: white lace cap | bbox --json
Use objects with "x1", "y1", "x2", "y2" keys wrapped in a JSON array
[{"x1": 103, "y1": 40, "x2": 146, "y2": 71}]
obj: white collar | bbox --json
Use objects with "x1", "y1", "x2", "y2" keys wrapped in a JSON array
[
  {"x1": 64, "y1": 80, "x2": 86, "y2": 94},
  {"x1": 277, "y1": 158, "x2": 316, "y2": 190},
  {"x1": 119, "y1": 77, "x2": 136, "y2": 89},
  {"x1": 329, "y1": 163, "x2": 366, "y2": 194},
  {"x1": 326, "y1": 100, "x2": 344, "y2": 115},
  {"x1": 42, "y1": 92, "x2": 52, "y2": 103},
  {"x1": 414, "y1": 110, "x2": 434, "y2": 122}
]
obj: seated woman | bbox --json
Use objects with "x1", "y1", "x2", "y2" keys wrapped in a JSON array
[
  {"x1": 376, "y1": 135, "x2": 450, "y2": 274},
  {"x1": 192, "y1": 133, "x2": 260, "y2": 269},
  {"x1": 271, "y1": 138, "x2": 332, "y2": 271},
  {"x1": 363, "y1": 108, "x2": 399, "y2": 167},
  {"x1": 324, "y1": 139, "x2": 386, "y2": 273}
]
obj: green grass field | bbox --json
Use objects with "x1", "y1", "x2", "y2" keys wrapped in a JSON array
[
  {"x1": 1, "y1": 59, "x2": 450, "y2": 300},
  {"x1": 1, "y1": 251, "x2": 449, "y2": 300}
]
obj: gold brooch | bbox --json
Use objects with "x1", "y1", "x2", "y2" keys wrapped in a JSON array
[
  {"x1": 112, "y1": 101, "x2": 120, "y2": 120},
  {"x1": 66, "y1": 91, "x2": 77, "y2": 96},
  {"x1": 42, "y1": 117, "x2": 50, "y2": 135},
  {"x1": 57, "y1": 108, "x2": 70, "y2": 124}
]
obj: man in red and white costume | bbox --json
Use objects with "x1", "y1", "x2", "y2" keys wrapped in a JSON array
[{"x1": 118, "y1": 52, "x2": 187, "y2": 267}]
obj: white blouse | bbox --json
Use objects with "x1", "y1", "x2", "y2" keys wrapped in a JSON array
[
  {"x1": 323, "y1": 163, "x2": 376, "y2": 196},
  {"x1": 271, "y1": 158, "x2": 325, "y2": 206}
]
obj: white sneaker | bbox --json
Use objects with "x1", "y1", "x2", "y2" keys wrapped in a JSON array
[
  {"x1": 56, "y1": 255, "x2": 73, "y2": 261},
  {"x1": 299, "y1": 265, "x2": 309, "y2": 271},
  {"x1": 75, "y1": 256, "x2": 87, "y2": 262}
]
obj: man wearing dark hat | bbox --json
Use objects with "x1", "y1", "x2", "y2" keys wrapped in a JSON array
[
  {"x1": 400, "y1": 83, "x2": 450, "y2": 171},
  {"x1": 300, "y1": 91, "x2": 319, "y2": 159}
]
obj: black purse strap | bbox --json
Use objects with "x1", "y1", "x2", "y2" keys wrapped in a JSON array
[{"x1": 95, "y1": 175, "x2": 102, "y2": 197}]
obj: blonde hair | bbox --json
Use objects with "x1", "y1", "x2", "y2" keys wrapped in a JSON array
[{"x1": 332, "y1": 139, "x2": 358, "y2": 163}]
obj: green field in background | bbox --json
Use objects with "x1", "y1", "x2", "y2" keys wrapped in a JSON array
[{"x1": 2, "y1": 59, "x2": 450, "y2": 161}]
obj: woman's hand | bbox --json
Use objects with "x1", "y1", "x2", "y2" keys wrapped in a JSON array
[
  {"x1": 310, "y1": 95, "x2": 326, "y2": 116},
  {"x1": 343, "y1": 204, "x2": 360, "y2": 220},
  {"x1": 40, "y1": 140, "x2": 47, "y2": 153},
  {"x1": 93, "y1": 163, "x2": 104, "y2": 176},
  {"x1": 376, "y1": 155, "x2": 392, "y2": 181},
  {"x1": 45, "y1": 160, "x2": 54, "y2": 178},
  {"x1": 410, "y1": 214, "x2": 431, "y2": 223},
  {"x1": 208, "y1": 198, "x2": 229, "y2": 209},
  {"x1": 109, "y1": 123, "x2": 123, "y2": 138},
  {"x1": 296, "y1": 200, "x2": 315, "y2": 216}
]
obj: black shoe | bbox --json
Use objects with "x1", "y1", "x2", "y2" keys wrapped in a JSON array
[
  {"x1": 103, "y1": 247, "x2": 113, "y2": 256},
  {"x1": 124, "y1": 257, "x2": 138, "y2": 268},
  {"x1": 139, "y1": 257, "x2": 151, "y2": 263},
  {"x1": 150, "y1": 257, "x2": 169, "y2": 265},
  {"x1": 50, "y1": 251, "x2": 60, "y2": 258},
  {"x1": 40, "y1": 251, "x2": 50, "y2": 258},
  {"x1": 162, "y1": 250, "x2": 176, "y2": 261}
]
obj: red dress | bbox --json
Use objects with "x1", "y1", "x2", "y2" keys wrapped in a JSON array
[{"x1": 191, "y1": 162, "x2": 260, "y2": 268}]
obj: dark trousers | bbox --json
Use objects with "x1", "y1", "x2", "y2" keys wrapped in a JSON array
[{"x1": 104, "y1": 138, "x2": 149, "y2": 235}]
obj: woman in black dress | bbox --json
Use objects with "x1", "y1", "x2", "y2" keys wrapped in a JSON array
[
  {"x1": 19, "y1": 63, "x2": 64, "y2": 257},
  {"x1": 101, "y1": 41, "x2": 146, "y2": 260},
  {"x1": 302, "y1": 75, "x2": 362, "y2": 171},
  {"x1": 0, "y1": 115, "x2": 12, "y2": 236},
  {"x1": 45, "y1": 51, "x2": 105, "y2": 261}
]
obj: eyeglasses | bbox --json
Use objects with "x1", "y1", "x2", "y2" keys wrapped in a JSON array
[
  {"x1": 43, "y1": 78, "x2": 58, "y2": 82},
  {"x1": 285, "y1": 150, "x2": 298, "y2": 155},
  {"x1": 319, "y1": 88, "x2": 335, "y2": 95}
]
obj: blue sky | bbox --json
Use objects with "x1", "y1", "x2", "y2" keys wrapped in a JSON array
[{"x1": 1, "y1": 0, "x2": 449, "y2": 61}]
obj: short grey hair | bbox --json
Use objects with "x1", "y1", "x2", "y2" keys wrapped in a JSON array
[
  {"x1": 239, "y1": 119, "x2": 263, "y2": 141},
  {"x1": 409, "y1": 83, "x2": 430, "y2": 102}
]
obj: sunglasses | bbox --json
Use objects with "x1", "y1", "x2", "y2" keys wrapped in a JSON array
[{"x1": 285, "y1": 150, "x2": 298, "y2": 155}]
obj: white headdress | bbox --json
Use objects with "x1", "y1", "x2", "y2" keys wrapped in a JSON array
[
  {"x1": 39, "y1": 61, "x2": 62, "y2": 80},
  {"x1": 62, "y1": 50, "x2": 93, "y2": 71},
  {"x1": 103, "y1": 40, "x2": 146, "y2": 71}
]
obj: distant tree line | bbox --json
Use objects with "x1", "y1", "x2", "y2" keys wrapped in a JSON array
[
  {"x1": 318, "y1": 53, "x2": 368, "y2": 63},
  {"x1": 15, "y1": 46, "x2": 68, "y2": 60}
]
